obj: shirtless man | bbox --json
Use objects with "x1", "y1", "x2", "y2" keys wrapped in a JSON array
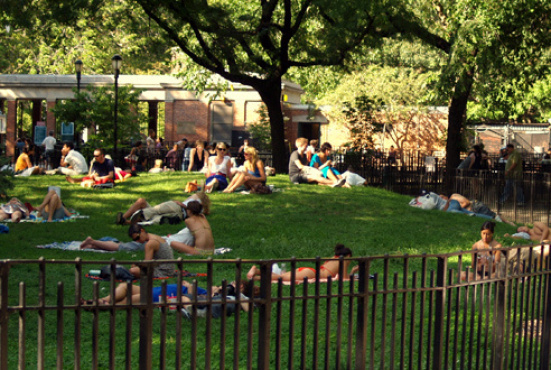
[
  {"x1": 169, "y1": 201, "x2": 214, "y2": 255},
  {"x1": 505, "y1": 222, "x2": 550, "y2": 243},
  {"x1": 116, "y1": 193, "x2": 210, "y2": 225},
  {"x1": 440, "y1": 193, "x2": 515, "y2": 226}
]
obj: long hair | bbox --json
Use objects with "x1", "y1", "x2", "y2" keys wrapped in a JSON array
[{"x1": 244, "y1": 146, "x2": 260, "y2": 171}]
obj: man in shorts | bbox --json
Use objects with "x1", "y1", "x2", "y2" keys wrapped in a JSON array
[
  {"x1": 115, "y1": 193, "x2": 210, "y2": 225},
  {"x1": 288, "y1": 137, "x2": 344, "y2": 186}
]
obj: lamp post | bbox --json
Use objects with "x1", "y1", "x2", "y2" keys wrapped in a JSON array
[
  {"x1": 74, "y1": 59, "x2": 83, "y2": 144},
  {"x1": 112, "y1": 54, "x2": 122, "y2": 155}
]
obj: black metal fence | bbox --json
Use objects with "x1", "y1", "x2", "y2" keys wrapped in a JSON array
[{"x1": 2, "y1": 246, "x2": 551, "y2": 369}]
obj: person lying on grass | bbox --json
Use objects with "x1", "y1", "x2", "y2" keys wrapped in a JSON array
[
  {"x1": 504, "y1": 222, "x2": 550, "y2": 243},
  {"x1": 461, "y1": 221, "x2": 502, "y2": 281},
  {"x1": 82, "y1": 204, "x2": 213, "y2": 255},
  {"x1": 115, "y1": 192, "x2": 210, "y2": 226},
  {"x1": 247, "y1": 244, "x2": 355, "y2": 282},
  {"x1": 34, "y1": 188, "x2": 73, "y2": 222},
  {"x1": 81, "y1": 280, "x2": 259, "y2": 318},
  {"x1": 0, "y1": 197, "x2": 29, "y2": 223}
]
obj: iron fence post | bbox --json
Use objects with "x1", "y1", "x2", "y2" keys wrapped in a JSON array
[
  {"x1": 355, "y1": 259, "x2": 370, "y2": 369},
  {"x1": 432, "y1": 256, "x2": 447, "y2": 370},
  {"x1": 139, "y1": 263, "x2": 154, "y2": 370},
  {"x1": 257, "y1": 262, "x2": 272, "y2": 369},
  {"x1": 493, "y1": 275, "x2": 507, "y2": 370},
  {"x1": 540, "y1": 259, "x2": 551, "y2": 369},
  {"x1": 0, "y1": 262, "x2": 8, "y2": 370}
]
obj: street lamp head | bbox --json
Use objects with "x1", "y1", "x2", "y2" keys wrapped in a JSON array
[
  {"x1": 111, "y1": 54, "x2": 122, "y2": 73},
  {"x1": 74, "y1": 59, "x2": 83, "y2": 74}
]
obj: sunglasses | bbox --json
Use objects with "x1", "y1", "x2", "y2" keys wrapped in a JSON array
[
  {"x1": 217, "y1": 147, "x2": 227, "y2": 151},
  {"x1": 132, "y1": 234, "x2": 141, "y2": 241}
]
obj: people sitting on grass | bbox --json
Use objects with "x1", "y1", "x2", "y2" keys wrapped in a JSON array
[
  {"x1": 247, "y1": 244, "x2": 355, "y2": 282},
  {"x1": 0, "y1": 197, "x2": 29, "y2": 222},
  {"x1": 188, "y1": 140, "x2": 209, "y2": 172},
  {"x1": 461, "y1": 221, "x2": 502, "y2": 281},
  {"x1": 66, "y1": 148, "x2": 115, "y2": 187},
  {"x1": 169, "y1": 201, "x2": 214, "y2": 255},
  {"x1": 223, "y1": 147, "x2": 266, "y2": 193},
  {"x1": 309, "y1": 142, "x2": 348, "y2": 187},
  {"x1": 48, "y1": 142, "x2": 88, "y2": 176},
  {"x1": 504, "y1": 222, "x2": 550, "y2": 243},
  {"x1": 288, "y1": 138, "x2": 345, "y2": 187},
  {"x1": 127, "y1": 224, "x2": 175, "y2": 278},
  {"x1": 34, "y1": 187, "x2": 72, "y2": 222},
  {"x1": 15, "y1": 146, "x2": 45, "y2": 176},
  {"x1": 204, "y1": 142, "x2": 233, "y2": 193},
  {"x1": 115, "y1": 193, "x2": 210, "y2": 226}
]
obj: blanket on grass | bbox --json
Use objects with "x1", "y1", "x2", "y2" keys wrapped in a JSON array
[
  {"x1": 37, "y1": 239, "x2": 232, "y2": 256},
  {"x1": 3, "y1": 214, "x2": 89, "y2": 223}
]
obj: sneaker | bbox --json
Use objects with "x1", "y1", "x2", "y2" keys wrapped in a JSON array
[
  {"x1": 332, "y1": 178, "x2": 346, "y2": 188},
  {"x1": 45, "y1": 169, "x2": 57, "y2": 175},
  {"x1": 272, "y1": 263, "x2": 282, "y2": 275},
  {"x1": 180, "y1": 307, "x2": 192, "y2": 320},
  {"x1": 130, "y1": 210, "x2": 144, "y2": 224},
  {"x1": 116, "y1": 212, "x2": 125, "y2": 225}
]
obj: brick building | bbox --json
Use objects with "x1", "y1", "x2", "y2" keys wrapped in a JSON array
[{"x1": 0, "y1": 74, "x2": 328, "y2": 157}]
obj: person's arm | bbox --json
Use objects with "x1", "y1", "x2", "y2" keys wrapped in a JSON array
[
  {"x1": 534, "y1": 222, "x2": 550, "y2": 241},
  {"x1": 467, "y1": 153, "x2": 475, "y2": 170},
  {"x1": 24, "y1": 154, "x2": 33, "y2": 169},
  {"x1": 252, "y1": 160, "x2": 267, "y2": 182},
  {"x1": 187, "y1": 148, "x2": 196, "y2": 171},
  {"x1": 226, "y1": 157, "x2": 233, "y2": 180},
  {"x1": 144, "y1": 239, "x2": 160, "y2": 261}
]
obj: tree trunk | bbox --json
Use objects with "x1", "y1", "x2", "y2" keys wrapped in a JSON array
[
  {"x1": 445, "y1": 68, "x2": 474, "y2": 193},
  {"x1": 256, "y1": 82, "x2": 287, "y2": 174}
]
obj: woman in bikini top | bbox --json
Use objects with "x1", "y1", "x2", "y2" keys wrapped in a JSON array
[{"x1": 247, "y1": 244, "x2": 354, "y2": 282}]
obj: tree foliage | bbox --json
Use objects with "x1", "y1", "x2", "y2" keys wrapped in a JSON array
[
  {"x1": 246, "y1": 106, "x2": 272, "y2": 152},
  {"x1": 52, "y1": 85, "x2": 145, "y2": 148}
]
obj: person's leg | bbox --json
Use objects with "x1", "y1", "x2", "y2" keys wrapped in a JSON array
[
  {"x1": 325, "y1": 168, "x2": 339, "y2": 182},
  {"x1": 308, "y1": 175, "x2": 334, "y2": 186},
  {"x1": 101, "y1": 284, "x2": 141, "y2": 304},
  {"x1": 123, "y1": 198, "x2": 149, "y2": 220},
  {"x1": 36, "y1": 190, "x2": 62, "y2": 221},
  {"x1": 66, "y1": 176, "x2": 84, "y2": 184},
  {"x1": 58, "y1": 167, "x2": 80, "y2": 176},
  {"x1": 279, "y1": 267, "x2": 316, "y2": 281},
  {"x1": 515, "y1": 180, "x2": 525, "y2": 204},
  {"x1": 80, "y1": 237, "x2": 121, "y2": 251},
  {"x1": 170, "y1": 241, "x2": 199, "y2": 255},
  {"x1": 10, "y1": 211, "x2": 23, "y2": 223},
  {"x1": 223, "y1": 172, "x2": 246, "y2": 193},
  {"x1": 500, "y1": 179, "x2": 513, "y2": 203},
  {"x1": 0, "y1": 210, "x2": 8, "y2": 221}
]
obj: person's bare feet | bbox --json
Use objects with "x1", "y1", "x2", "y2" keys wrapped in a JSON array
[
  {"x1": 66, "y1": 176, "x2": 77, "y2": 184},
  {"x1": 80, "y1": 236, "x2": 94, "y2": 249},
  {"x1": 247, "y1": 265, "x2": 258, "y2": 280}
]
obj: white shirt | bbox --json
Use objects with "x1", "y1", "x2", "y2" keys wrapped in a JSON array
[
  {"x1": 41, "y1": 136, "x2": 56, "y2": 151},
  {"x1": 64, "y1": 150, "x2": 89, "y2": 174},
  {"x1": 209, "y1": 156, "x2": 231, "y2": 175}
]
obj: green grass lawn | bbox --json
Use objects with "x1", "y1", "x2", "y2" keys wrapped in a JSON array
[
  {"x1": 2, "y1": 171, "x2": 519, "y2": 270},
  {"x1": 1, "y1": 172, "x2": 524, "y2": 368}
]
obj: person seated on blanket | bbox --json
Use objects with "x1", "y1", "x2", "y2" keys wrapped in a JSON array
[
  {"x1": 34, "y1": 188, "x2": 72, "y2": 222},
  {"x1": 247, "y1": 244, "x2": 355, "y2": 282},
  {"x1": 440, "y1": 193, "x2": 515, "y2": 226},
  {"x1": 288, "y1": 137, "x2": 345, "y2": 187},
  {"x1": 66, "y1": 148, "x2": 115, "y2": 187},
  {"x1": 127, "y1": 224, "x2": 175, "y2": 278},
  {"x1": 204, "y1": 142, "x2": 233, "y2": 193},
  {"x1": 48, "y1": 142, "x2": 88, "y2": 176},
  {"x1": 309, "y1": 142, "x2": 349, "y2": 187},
  {"x1": 223, "y1": 147, "x2": 267, "y2": 193},
  {"x1": 14, "y1": 146, "x2": 45, "y2": 176},
  {"x1": 114, "y1": 166, "x2": 132, "y2": 182},
  {"x1": 460, "y1": 221, "x2": 502, "y2": 281},
  {"x1": 115, "y1": 192, "x2": 210, "y2": 225},
  {"x1": 81, "y1": 280, "x2": 259, "y2": 318},
  {"x1": 409, "y1": 191, "x2": 493, "y2": 219},
  {"x1": 169, "y1": 201, "x2": 214, "y2": 255},
  {"x1": 504, "y1": 222, "x2": 550, "y2": 243},
  {"x1": 0, "y1": 197, "x2": 29, "y2": 222}
]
